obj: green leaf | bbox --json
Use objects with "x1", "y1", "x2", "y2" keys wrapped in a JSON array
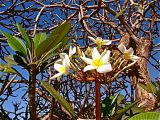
[
  {"x1": 33, "y1": 32, "x2": 46, "y2": 49},
  {"x1": 129, "y1": 112, "x2": 160, "y2": 120},
  {"x1": 16, "y1": 23, "x2": 31, "y2": 48},
  {"x1": 139, "y1": 83, "x2": 150, "y2": 92},
  {"x1": 101, "y1": 95, "x2": 112, "y2": 117},
  {"x1": 35, "y1": 21, "x2": 71, "y2": 58},
  {"x1": 139, "y1": 82, "x2": 157, "y2": 94},
  {"x1": 4, "y1": 55, "x2": 17, "y2": 65},
  {"x1": 112, "y1": 101, "x2": 138, "y2": 120},
  {"x1": 1, "y1": 31, "x2": 27, "y2": 56},
  {"x1": 101, "y1": 94, "x2": 119, "y2": 117},
  {"x1": 115, "y1": 8, "x2": 126, "y2": 18},
  {"x1": 41, "y1": 81, "x2": 76, "y2": 119},
  {"x1": 40, "y1": 42, "x2": 62, "y2": 63},
  {"x1": 13, "y1": 55, "x2": 28, "y2": 68},
  {"x1": 60, "y1": 37, "x2": 69, "y2": 48},
  {"x1": 111, "y1": 93, "x2": 119, "y2": 105},
  {"x1": 117, "y1": 94, "x2": 124, "y2": 105},
  {"x1": 147, "y1": 82, "x2": 157, "y2": 94},
  {"x1": 0, "y1": 64, "x2": 17, "y2": 74}
]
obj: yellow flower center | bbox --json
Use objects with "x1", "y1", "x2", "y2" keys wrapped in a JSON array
[
  {"x1": 124, "y1": 52, "x2": 131, "y2": 59},
  {"x1": 92, "y1": 58, "x2": 104, "y2": 67},
  {"x1": 60, "y1": 66, "x2": 66, "y2": 73},
  {"x1": 95, "y1": 39, "x2": 102, "y2": 46}
]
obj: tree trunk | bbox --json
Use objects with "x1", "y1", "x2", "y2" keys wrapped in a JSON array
[
  {"x1": 120, "y1": 34, "x2": 156, "y2": 110},
  {"x1": 132, "y1": 38, "x2": 156, "y2": 111},
  {"x1": 29, "y1": 67, "x2": 37, "y2": 119}
]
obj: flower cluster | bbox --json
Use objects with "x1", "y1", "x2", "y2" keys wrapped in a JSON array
[
  {"x1": 50, "y1": 36, "x2": 139, "y2": 81},
  {"x1": 50, "y1": 46, "x2": 76, "y2": 79}
]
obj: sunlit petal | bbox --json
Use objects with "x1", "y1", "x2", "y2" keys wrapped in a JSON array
[
  {"x1": 60, "y1": 53, "x2": 66, "y2": 59},
  {"x1": 131, "y1": 55, "x2": 140, "y2": 62},
  {"x1": 101, "y1": 50, "x2": 111, "y2": 62},
  {"x1": 69, "y1": 46, "x2": 76, "y2": 57},
  {"x1": 125, "y1": 48, "x2": 134, "y2": 56},
  {"x1": 118, "y1": 43, "x2": 126, "y2": 53},
  {"x1": 88, "y1": 36, "x2": 95, "y2": 42},
  {"x1": 97, "y1": 64, "x2": 112, "y2": 73},
  {"x1": 92, "y1": 47, "x2": 100, "y2": 60},
  {"x1": 80, "y1": 56, "x2": 92, "y2": 64},
  {"x1": 60, "y1": 53, "x2": 70, "y2": 67},
  {"x1": 102, "y1": 40, "x2": 112, "y2": 45},
  {"x1": 83, "y1": 65, "x2": 97, "y2": 72},
  {"x1": 100, "y1": 49, "x2": 107, "y2": 58},
  {"x1": 50, "y1": 73, "x2": 63, "y2": 79},
  {"x1": 96, "y1": 37, "x2": 103, "y2": 42},
  {"x1": 54, "y1": 63, "x2": 64, "y2": 72}
]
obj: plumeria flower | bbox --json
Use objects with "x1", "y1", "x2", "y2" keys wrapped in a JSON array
[
  {"x1": 85, "y1": 46, "x2": 93, "y2": 57},
  {"x1": 69, "y1": 46, "x2": 76, "y2": 58},
  {"x1": 88, "y1": 36, "x2": 112, "y2": 48},
  {"x1": 118, "y1": 43, "x2": 139, "y2": 62},
  {"x1": 81, "y1": 47, "x2": 112, "y2": 73},
  {"x1": 50, "y1": 53, "x2": 70, "y2": 79}
]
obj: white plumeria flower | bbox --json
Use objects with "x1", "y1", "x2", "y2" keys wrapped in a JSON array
[
  {"x1": 118, "y1": 43, "x2": 139, "y2": 61},
  {"x1": 88, "y1": 36, "x2": 112, "y2": 48},
  {"x1": 69, "y1": 46, "x2": 76, "y2": 57},
  {"x1": 50, "y1": 53, "x2": 70, "y2": 79},
  {"x1": 81, "y1": 47, "x2": 112, "y2": 73}
]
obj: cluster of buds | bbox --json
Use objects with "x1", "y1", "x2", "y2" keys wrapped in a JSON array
[{"x1": 50, "y1": 36, "x2": 139, "y2": 82}]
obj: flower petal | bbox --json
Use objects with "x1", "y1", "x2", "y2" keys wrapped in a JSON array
[
  {"x1": 125, "y1": 48, "x2": 134, "y2": 56},
  {"x1": 83, "y1": 65, "x2": 97, "y2": 72},
  {"x1": 102, "y1": 40, "x2": 112, "y2": 45},
  {"x1": 88, "y1": 36, "x2": 96, "y2": 42},
  {"x1": 54, "y1": 63, "x2": 64, "y2": 72},
  {"x1": 60, "y1": 53, "x2": 70, "y2": 67},
  {"x1": 101, "y1": 50, "x2": 111, "y2": 63},
  {"x1": 97, "y1": 64, "x2": 112, "y2": 73},
  {"x1": 92, "y1": 47, "x2": 100, "y2": 60},
  {"x1": 69, "y1": 46, "x2": 76, "y2": 57},
  {"x1": 95, "y1": 37, "x2": 103, "y2": 42},
  {"x1": 80, "y1": 56, "x2": 92, "y2": 64},
  {"x1": 131, "y1": 55, "x2": 140, "y2": 62},
  {"x1": 118, "y1": 43, "x2": 126, "y2": 53},
  {"x1": 55, "y1": 59, "x2": 62, "y2": 64},
  {"x1": 50, "y1": 72, "x2": 63, "y2": 79}
]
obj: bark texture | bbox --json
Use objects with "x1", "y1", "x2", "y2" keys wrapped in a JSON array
[{"x1": 134, "y1": 38, "x2": 155, "y2": 110}]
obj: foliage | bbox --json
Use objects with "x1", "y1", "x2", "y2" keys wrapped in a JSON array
[
  {"x1": 129, "y1": 112, "x2": 160, "y2": 120},
  {"x1": 41, "y1": 81, "x2": 76, "y2": 119}
]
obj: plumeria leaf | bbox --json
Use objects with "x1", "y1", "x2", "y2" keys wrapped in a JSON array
[
  {"x1": 1, "y1": 31, "x2": 27, "y2": 57},
  {"x1": 13, "y1": 55, "x2": 28, "y2": 68},
  {"x1": 41, "y1": 81, "x2": 76, "y2": 119},
  {"x1": 0, "y1": 64, "x2": 17, "y2": 74},
  {"x1": 60, "y1": 37, "x2": 69, "y2": 48},
  {"x1": 33, "y1": 32, "x2": 46, "y2": 49},
  {"x1": 112, "y1": 101, "x2": 138, "y2": 120},
  {"x1": 129, "y1": 112, "x2": 160, "y2": 120},
  {"x1": 16, "y1": 23, "x2": 31, "y2": 48},
  {"x1": 4, "y1": 55, "x2": 17, "y2": 65},
  {"x1": 38, "y1": 42, "x2": 62, "y2": 67},
  {"x1": 35, "y1": 21, "x2": 71, "y2": 58},
  {"x1": 117, "y1": 94, "x2": 124, "y2": 105},
  {"x1": 139, "y1": 82, "x2": 157, "y2": 94}
]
